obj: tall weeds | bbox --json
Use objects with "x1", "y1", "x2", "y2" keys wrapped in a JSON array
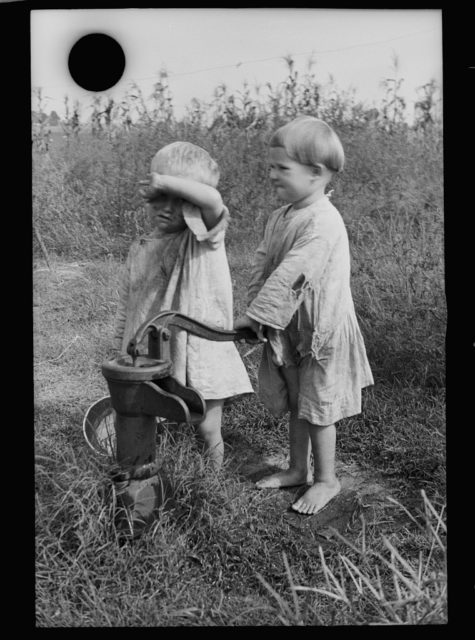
[{"x1": 32, "y1": 57, "x2": 442, "y2": 253}]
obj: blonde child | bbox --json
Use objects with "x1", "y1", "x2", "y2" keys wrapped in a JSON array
[
  {"x1": 235, "y1": 116, "x2": 373, "y2": 515},
  {"x1": 113, "y1": 141, "x2": 253, "y2": 471}
]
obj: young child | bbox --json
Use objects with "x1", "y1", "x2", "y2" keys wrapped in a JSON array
[
  {"x1": 113, "y1": 141, "x2": 253, "y2": 471},
  {"x1": 235, "y1": 116, "x2": 374, "y2": 515}
]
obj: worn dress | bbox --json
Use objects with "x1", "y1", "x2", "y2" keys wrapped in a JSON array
[
  {"x1": 247, "y1": 195, "x2": 373, "y2": 425},
  {"x1": 113, "y1": 204, "x2": 253, "y2": 401}
]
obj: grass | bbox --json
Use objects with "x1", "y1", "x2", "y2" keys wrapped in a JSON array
[{"x1": 34, "y1": 253, "x2": 446, "y2": 627}]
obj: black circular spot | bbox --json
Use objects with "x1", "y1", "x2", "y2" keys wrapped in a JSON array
[{"x1": 68, "y1": 33, "x2": 125, "y2": 92}]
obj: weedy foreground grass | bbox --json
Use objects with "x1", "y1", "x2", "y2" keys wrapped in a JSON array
[{"x1": 34, "y1": 253, "x2": 446, "y2": 627}]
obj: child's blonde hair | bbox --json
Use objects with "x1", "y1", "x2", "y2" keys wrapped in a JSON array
[
  {"x1": 150, "y1": 141, "x2": 220, "y2": 187},
  {"x1": 270, "y1": 116, "x2": 345, "y2": 173}
]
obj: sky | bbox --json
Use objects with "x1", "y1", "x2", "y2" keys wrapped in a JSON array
[{"x1": 30, "y1": 8, "x2": 442, "y2": 123}]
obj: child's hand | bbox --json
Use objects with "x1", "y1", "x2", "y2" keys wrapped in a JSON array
[
  {"x1": 235, "y1": 315, "x2": 267, "y2": 343},
  {"x1": 139, "y1": 172, "x2": 165, "y2": 200}
]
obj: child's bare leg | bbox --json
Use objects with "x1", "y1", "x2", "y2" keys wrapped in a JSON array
[
  {"x1": 197, "y1": 399, "x2": 224, "y2": 472},
  {"x1": 291, "y1": 423, "x2": 341, "y2": 514},
  {"x1": 256, "y1": 365, "x2": 312, "y2": 488}
]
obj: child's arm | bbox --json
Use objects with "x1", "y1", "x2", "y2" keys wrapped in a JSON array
[
  {"x1": 236, "y1": 217, "x2": 270, "y2": 341},
  {"x1": 247, "y1": 239, "x2": 268, "y2": 307},
  {"x1": 246, "y1": 223, "x2": 333, "y2": 331},
  {"x1": 141, "y1": 173, "x2": 224, "y2": 230}
]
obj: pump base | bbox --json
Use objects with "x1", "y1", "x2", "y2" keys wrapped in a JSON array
[{"x1": 111, "y1": 463, "x2": 174, "y2": 538}]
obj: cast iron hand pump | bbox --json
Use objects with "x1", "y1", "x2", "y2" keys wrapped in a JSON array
[{"x1": 99, "y1": 311, "x2": 256, "y2": 538}]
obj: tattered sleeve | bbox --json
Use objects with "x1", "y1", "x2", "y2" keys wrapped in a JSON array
[
  {"x1": 247, "y1": 237, "x2": 268, "y2": 307},
  {"x1": 246, "y1": 221, "x2": 332, "y2": 330},
  {"x1": 183, "y1": 202, "x2": 230, "y2": 249}
]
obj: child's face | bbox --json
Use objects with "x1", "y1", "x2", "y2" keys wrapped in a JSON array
[
  {"x1": 147, "y1": 193, "x2": 187, "y2": 233},
  {"x1": 268, "y1": 146, "x2": 318, "y2": 205}
]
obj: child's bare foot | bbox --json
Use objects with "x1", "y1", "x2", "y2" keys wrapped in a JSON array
[
  {"x1": 256, "y1": 469, "x2": 310, "y2": 489},
  {"x1": 291, "y1": 479, "x2": 341, "y2": 515}
]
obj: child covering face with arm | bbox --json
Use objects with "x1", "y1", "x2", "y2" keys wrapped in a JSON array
[
  {"x1": 113, "y1": 141, "x2": 253, "y2": 472},
  {"x1": 140, "y1": 172, "x2": 224, "y2": 231},
  {"x1": 236, "y1": 116, "x2": 373, "y2": 515}
]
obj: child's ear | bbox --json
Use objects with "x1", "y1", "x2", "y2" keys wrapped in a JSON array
[
  {"x1": 311, "y1": 164, "x2": 324, "y2": 177},
  {"x1": 313, "y1": 164, "x2": 333, "y2": 182}
]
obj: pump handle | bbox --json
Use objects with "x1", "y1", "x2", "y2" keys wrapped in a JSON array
[{"x1": 127, "y1": 311, "x2": 258, "y2": 358}]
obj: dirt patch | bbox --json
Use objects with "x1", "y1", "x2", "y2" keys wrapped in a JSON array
[
  {"x1": 230, "y1": 448, "x2": 392, "y2": 503},
  {"x1": 225, "y1": 439, "x2": 396, "y2": 544}
]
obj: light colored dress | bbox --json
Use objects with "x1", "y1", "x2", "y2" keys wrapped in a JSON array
[
  {"x1": 247, "y1": 195, "x2": 374, "y2": 425},
  {"x1": 113, "y1": 205, "x2": 253, "y2": 401}
]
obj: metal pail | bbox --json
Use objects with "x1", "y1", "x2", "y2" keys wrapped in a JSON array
[
  {"x1": 83, "y1": 396, "x2": 117, "y2": 459},
  {"x1": 83, "y1": 397, "x2": 167, "y2": 459}
]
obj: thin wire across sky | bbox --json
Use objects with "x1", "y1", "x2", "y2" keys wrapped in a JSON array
[{"x1": 36, "y1": 26, "x2": 437, "y2": 96}]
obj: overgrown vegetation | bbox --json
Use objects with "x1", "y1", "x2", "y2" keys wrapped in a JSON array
[{"x1": 34, "y1": 58, "x2": 445, "y2": 626}]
